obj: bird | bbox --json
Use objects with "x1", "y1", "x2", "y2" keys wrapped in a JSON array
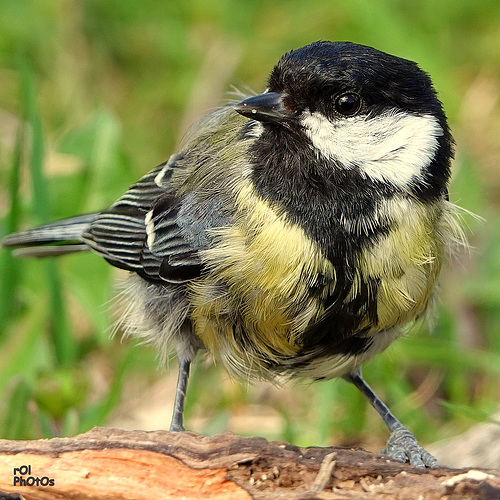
[{"x1": 2, "y1": 40, "x2": 465, "y2": 468}]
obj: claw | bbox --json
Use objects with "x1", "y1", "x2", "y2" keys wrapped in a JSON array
[
  {"x1": 344, "y1": 370, "x2": 439, "y2": 468},
  {"x1": 381, "y1": 422, "x2": 438, "y2": 468}
]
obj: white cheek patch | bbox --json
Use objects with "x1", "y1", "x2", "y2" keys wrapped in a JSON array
[{"x1": 301, "y1": 110, "x2": 443, "y2": 188}]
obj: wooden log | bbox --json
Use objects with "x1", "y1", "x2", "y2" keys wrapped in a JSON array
[{"x1": 0, "y1": 427, "x2": 499, "y2": 499}]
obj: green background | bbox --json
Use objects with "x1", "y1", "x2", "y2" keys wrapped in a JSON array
[{"x1": 0, "y1": 0, "x2": 499, "y2": 453}]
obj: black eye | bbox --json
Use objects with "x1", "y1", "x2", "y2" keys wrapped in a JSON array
[{"x1": 335, "y1": 93, "x2": 361, "y2": 115}]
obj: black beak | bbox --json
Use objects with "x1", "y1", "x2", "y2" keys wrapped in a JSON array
[{"x1": 235, "y1": 92, "x2": 291, "y2": 124}]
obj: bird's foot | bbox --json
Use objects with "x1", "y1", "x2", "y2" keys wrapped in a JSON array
[{"x1": 381, "y1": 422, "x2": 438, "y2": 468}]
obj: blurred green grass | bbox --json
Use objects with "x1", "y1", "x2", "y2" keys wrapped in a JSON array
[{"x1": 0, "y1": 0, "x2": 499, "y2": 451}]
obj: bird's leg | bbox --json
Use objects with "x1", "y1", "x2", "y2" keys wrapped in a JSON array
[
  {"x1": 169, "y1": 357, "x2": 192, "y2": 432},
  {"x1": 343, "y1": 368, "x2": 438, "y2": 468}
]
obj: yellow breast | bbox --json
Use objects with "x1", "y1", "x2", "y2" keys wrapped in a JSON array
[
  {"x1": 188, "y1": 182, "x2": 462, "y2": 379},
  {"x1": 189, "y1": 181, "x2": 334, "y2": 371},
  {"x1": 356, "y1": 197, "x2": 448, "y2": 331}
]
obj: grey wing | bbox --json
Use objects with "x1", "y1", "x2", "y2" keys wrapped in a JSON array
[
  {"x1": 147, "y1": 190, "x2": 234, "y2": 283},
  {"x1": 82, "y1": 160, "x2": 204, "y2": 284}
]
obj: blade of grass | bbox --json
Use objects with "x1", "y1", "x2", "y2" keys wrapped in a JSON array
[
  {"x1": 440, "y1": 401, "x2": 500, "y2": 425},
  {"x1": 394, "y1": 338, "x2": 500, "y2": 376},
  {"x1": 1, "y1": 377, "x2": 34, "y2": 440},
  {"x1": 0, "y1": 123, "x2": 23, "y2": 331},
  {"x1": 19, "y1": 56, "x2": 77, "y2": 366}
]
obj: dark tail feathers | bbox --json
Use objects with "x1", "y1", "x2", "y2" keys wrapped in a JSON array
[{"x1": 2, "y1": 213, "x2": 99, "y2": 258}]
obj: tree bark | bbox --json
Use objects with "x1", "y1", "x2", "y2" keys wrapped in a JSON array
[{"x1": 0, "y1": 427, "x2": 499, "y2": 499}]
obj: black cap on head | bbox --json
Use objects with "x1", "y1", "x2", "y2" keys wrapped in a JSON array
[{"x1": 267, "y1": 41, "x2": 444, "y2": 119}]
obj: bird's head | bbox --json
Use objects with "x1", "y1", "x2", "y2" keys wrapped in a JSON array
[{"x1": 236, "y1": 41, "x2": 452, "y2": 200}]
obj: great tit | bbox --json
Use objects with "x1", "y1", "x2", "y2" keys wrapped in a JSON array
[{"x1": 2, "y1": 41, "x2": 465, "y2": 468}]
